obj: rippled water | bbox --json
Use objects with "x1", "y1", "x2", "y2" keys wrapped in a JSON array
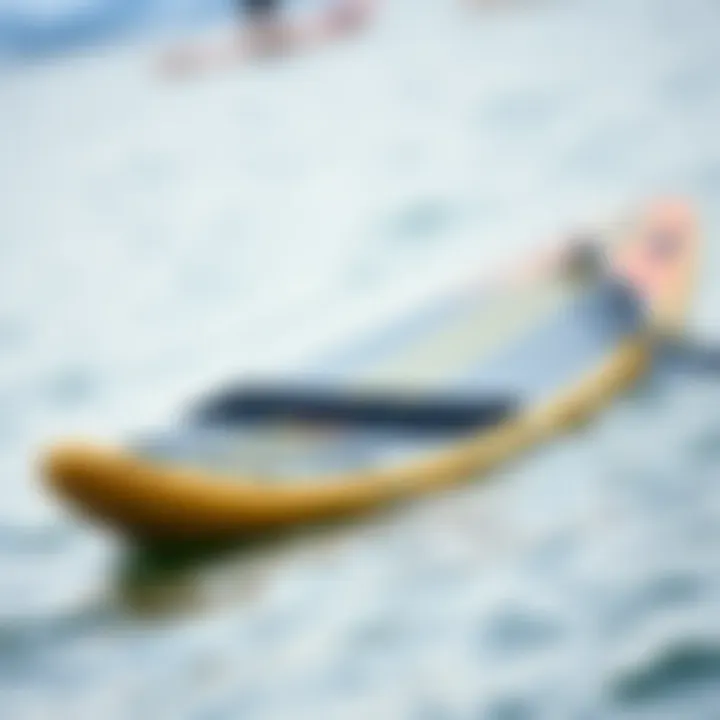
[{"x1": 2, "y1": 0, "x2": 720, "y2": 717}]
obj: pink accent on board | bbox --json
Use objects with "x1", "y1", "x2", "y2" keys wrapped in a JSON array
[{"x1": 613, "y1": 200, "x2": 693, "y2": 302}]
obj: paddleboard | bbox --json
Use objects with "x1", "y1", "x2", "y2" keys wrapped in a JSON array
[
  {"x1": 42, "y1": 200, "x2": 699, "y2": 539},
  {"x1": 159, "y1": 0, "x2": 375, "y2": 78}
]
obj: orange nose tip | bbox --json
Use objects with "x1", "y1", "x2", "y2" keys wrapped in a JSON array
[{"x1": 41, "y1": 442, "x2": 98, "y2": 494}]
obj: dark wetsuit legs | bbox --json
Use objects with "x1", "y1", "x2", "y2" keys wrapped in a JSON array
[{"x1": 241, "y1": 0, "x2": 279, "y2": 20}]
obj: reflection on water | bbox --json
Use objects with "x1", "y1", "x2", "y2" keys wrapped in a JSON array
[{"x1": 3, "y1": 0, "x2": 720, "y2": 717}]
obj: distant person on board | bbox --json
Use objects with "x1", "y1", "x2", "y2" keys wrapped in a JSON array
[{"x1": 160, "y1": 0, "x2": 377, "y2": 77}]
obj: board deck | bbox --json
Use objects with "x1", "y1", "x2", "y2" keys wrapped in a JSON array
[{"x1": 42, "y1": 200, "x2": 699, "y2": 539}]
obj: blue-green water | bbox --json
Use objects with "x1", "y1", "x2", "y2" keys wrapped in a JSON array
[{"x1": 2, "y1": 0, "x2": 720, "y2": 717}]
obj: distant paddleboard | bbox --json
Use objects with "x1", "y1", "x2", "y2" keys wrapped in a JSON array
[{"x1": 159, "y1": 0, "x2": 376, "y2": 78}]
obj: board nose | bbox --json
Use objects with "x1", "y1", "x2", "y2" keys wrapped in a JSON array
[
  {"x1": 42, "y1": 442, "x2": 109, "y2": 502},
  {"x1": 42, "y1": 443, "x2": 82, "y2": 495}
]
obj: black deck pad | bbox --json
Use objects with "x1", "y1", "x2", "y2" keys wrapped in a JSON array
[{"x1": 192, "y1": 387, "x2": 520, "y2": 434}]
